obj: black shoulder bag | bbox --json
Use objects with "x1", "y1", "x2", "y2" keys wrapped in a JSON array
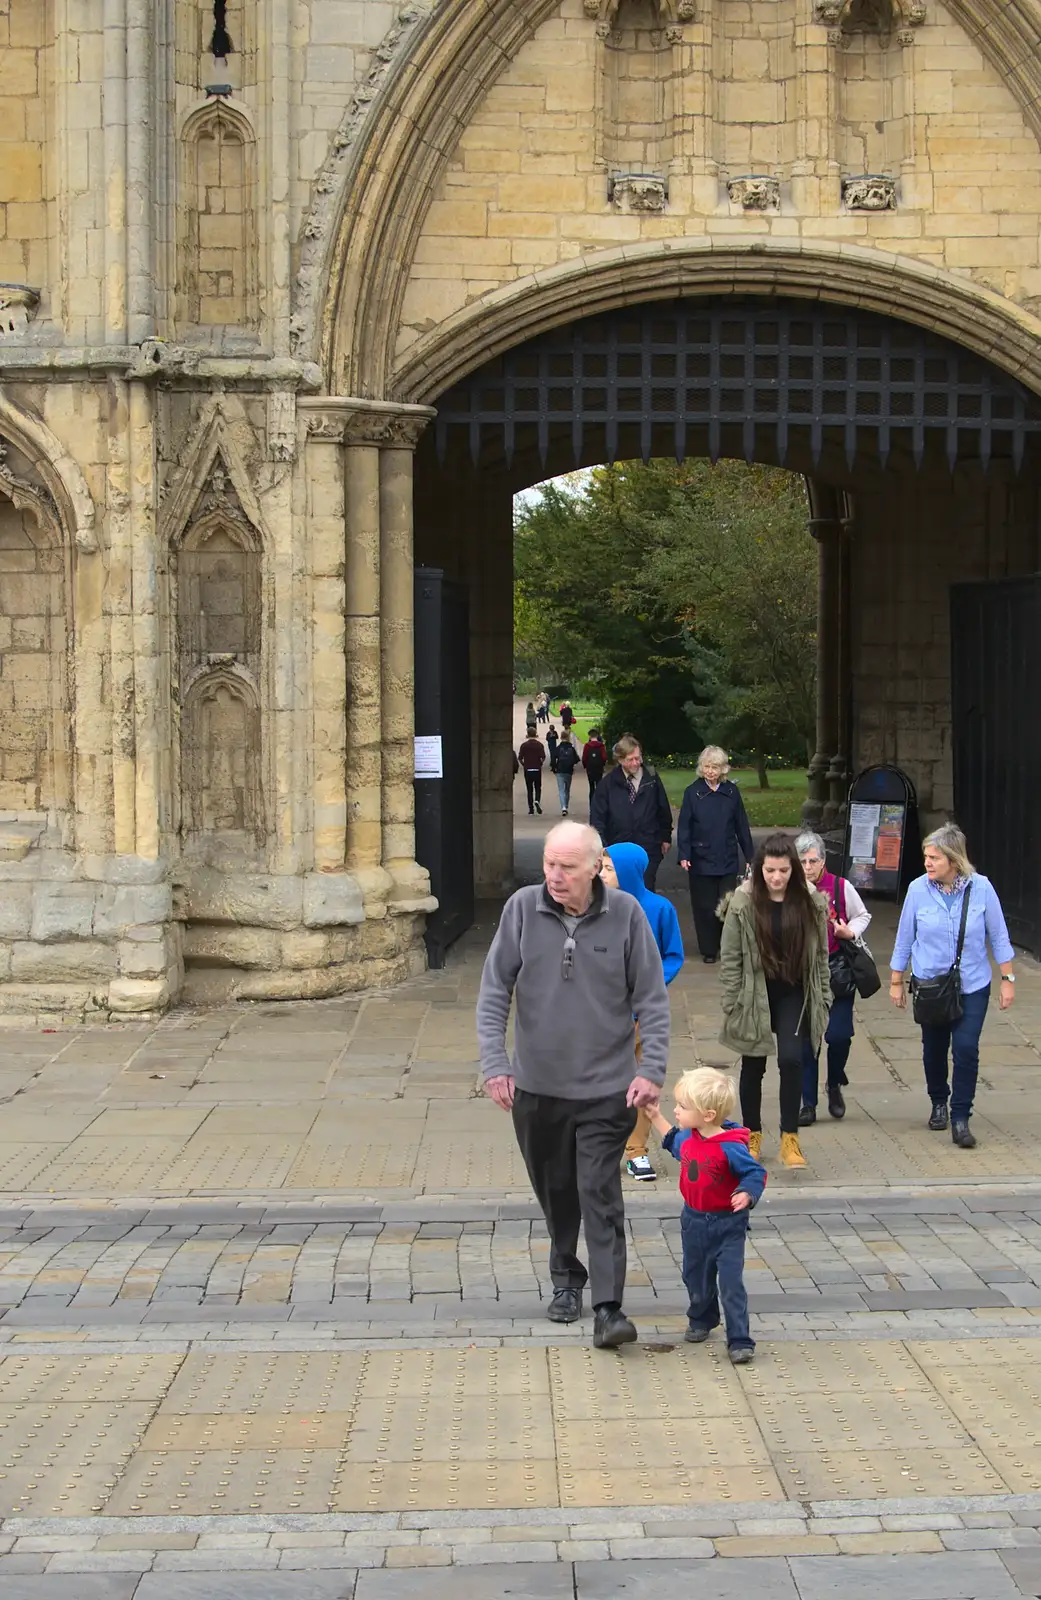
[{"x1": 910, "y1": 882, "x2": 971, "y2": 1027}]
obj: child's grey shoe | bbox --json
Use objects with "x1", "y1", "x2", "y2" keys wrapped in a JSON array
[
  {"x1": 684, "y1": 1326, "x2": 711, "y2": 1343},
  {"x1": 729, "y1": 1346, "x2": 755, "y2": 1365}
]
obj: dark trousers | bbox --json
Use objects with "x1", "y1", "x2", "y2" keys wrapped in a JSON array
[
  {"x1": 587, "y1": 774, "x2": 600, "y2": 803},
  {"x1": 523, "y1": 770, "x2": 542, "y2": 811},
  {"x1": 801, "y1": 992, "x2": 854, "y2": 1107},
  {"x1": 921, "y1": 983, "x2": 990, "y2": 1122},
  {"x1": 642, "y1": 848, "x2": 663, "y2": 892},
  {"x1": 740, "y1": 984, "x2": 806, "y2": 1134},
  {"x1": 688, "y1": 872, "x2": 737, "y2": 959},
  {"x1": 681, "y1": 1207, "x2": 753, "y2": 1351},
  {"x1": 512, "y1": 1088, "x2": 636, "y2": 1308}
]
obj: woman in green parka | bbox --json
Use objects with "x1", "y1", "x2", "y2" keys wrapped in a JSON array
[{"x1": 717, "y1": 832, "x2": 830, "y2": 1169}]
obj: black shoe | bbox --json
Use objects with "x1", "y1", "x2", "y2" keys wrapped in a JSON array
[
  {"x1": 952, "y1": 1120, "x2": 977, "y2": 1149},
  {"x1": 702, "y1": 955, "x2": 718, "y2": 965},
  {"x1": 528, "y1": 808, "x2": 534, "y2": 816},
  {"x1": 828, "y1": 1086, "x2": 846, "y2": 1119},
  {"x1": 593, "y1": 1307, "x2": 638, "y2": 1349},
  {"x1": 798, "y1": 1104, "x2": 816, "y2": 1127},
  {"x1": 684, "y1": 1326, "x2": 711, "y2": 1343},
  {"x1": 928, "y1": 1101, "x2": 949, "y2": 1131},
  {"x1": 547, "y1": 1287, "x2": 583, "y2": 1324}
]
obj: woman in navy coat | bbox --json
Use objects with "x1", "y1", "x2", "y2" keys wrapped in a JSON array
[{"x1": 677, "y1": 745, "x2": 754, "y2": 963}]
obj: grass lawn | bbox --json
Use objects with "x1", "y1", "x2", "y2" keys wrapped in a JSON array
[{"x1": 659, "y1": 767, "x2": 808, "y2": 828}]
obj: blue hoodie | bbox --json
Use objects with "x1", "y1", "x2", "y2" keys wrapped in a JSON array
[{"x1": 606, "y1": 842, "x2": 684, "y2": 985}]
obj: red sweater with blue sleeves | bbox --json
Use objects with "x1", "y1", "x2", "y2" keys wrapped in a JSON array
[{"x1": 661, "y1": 1123, "x2": 767, "y2": 1212}]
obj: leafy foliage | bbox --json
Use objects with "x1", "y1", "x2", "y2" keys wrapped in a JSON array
[{"x1": 513, "y1": 460, "x2": 816, "y2": 770}]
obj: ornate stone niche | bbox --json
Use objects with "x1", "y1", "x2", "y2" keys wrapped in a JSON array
[
  {"x1": 819, "y1": 0, "x2": 924, "y2": 180},
  {"x1": 591, "y1": 0, "x2": 683, "y2": 183},
  {"x1": 0, "y1": 285, "x2": 40, "y2": 338},
  {"x1": 727, "y1": 175, "x2": 781, "y2": 211},
  {"x1": 177, "y1": 102, "x2": 258, "y2": 332},
  {"x1": 180, "y1": 669, "x2": 264, "y2": 841},
  {"x1": 843, "y1": 173, "x2": 896, "y2": 209}
]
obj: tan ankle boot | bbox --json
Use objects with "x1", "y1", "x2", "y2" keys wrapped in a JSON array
[
  {"x1": 748, "y1": 1131, "x2": 762, "y2": 1160},
  {"x1": 780, "y1": 1132, "x2": 807, "y2": 1168}
]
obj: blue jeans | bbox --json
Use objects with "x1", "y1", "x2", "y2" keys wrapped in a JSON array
[
  {"x1": 920, "y1": 983, "x2": 990, "y2": 1123},
  {"x1": 681, "y1": 1207, "x2": 753, "y2": 1352},
  {"x1": 556, "y1": 771, "x2": 573, "y2": 811},
  {"x1": 801, "y1": 992, "x2": 855, "y2": 1107}
]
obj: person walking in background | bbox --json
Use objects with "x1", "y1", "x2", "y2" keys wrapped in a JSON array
[
  {"x1": 600, "y1": 843, "x2": 684, "y2": 1183},
  {"x1": 890, "y1": 823, "x2": 1015, "y2": 1149},
  {"x1": 718, "y1": 833, "x2": 830, "y2": 1169},
  {"x1": 590, "y1": 734, "x2": 673, "y2": 891},
  {"x1": 561, "y1": 701, "x2": 576, "y2": 735},
  {"x1": 518, "y1": 723, "x2": 545, "y2": 816},
  {"x1": 538, "y1": 692, "x2": 550, "y2": 723},
  {"x1": 546, "y1": 724, "x2": 559, "y2": 773},
  {"x1": 525, "y1": 701, "x2": 536, "y2": 726},
  {"x1": 477, "y1": 821, "x2": 670, "y2": 1350},
  {"x1": 677, "y1": 746, "x2": 754, "y2": 965},
  {"x1": 554, "y1": 730, "x2": 579, "y2": 815},
  {"x1": 796, "y1": 830, "x2": 871, "y2": 1125},
  {"x1": 582, "y1": 727, "x2": 608, "y2": 804}
]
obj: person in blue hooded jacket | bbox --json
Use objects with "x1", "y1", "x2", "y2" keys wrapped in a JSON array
[{"x1": 600, "y1": 841, "x2": 684, "y2": 1181}]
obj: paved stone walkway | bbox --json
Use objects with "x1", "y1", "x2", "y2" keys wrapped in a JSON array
[{"x1": 3, "y1": 798, "x2": 1041, "y2": 1593}]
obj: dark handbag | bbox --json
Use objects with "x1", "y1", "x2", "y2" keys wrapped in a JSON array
[
  {"x1": 829, "y1": 878, "x2": 882, "y2": 1000},
  {"x1": 829, "y1": 948, "x2": 857, "y2": 999},
  {"x1": 910, "y1": 883, "x2": 971, "y2": 1026}
]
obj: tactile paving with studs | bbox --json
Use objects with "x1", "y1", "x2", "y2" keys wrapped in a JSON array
[{"x1": 4, "y1": 1341, "x2": 1041, "y2": 1515}]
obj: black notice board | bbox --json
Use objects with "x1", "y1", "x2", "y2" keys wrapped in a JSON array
[{"x1": 841, "y1": 765, "x2": 920, "y2": 898}]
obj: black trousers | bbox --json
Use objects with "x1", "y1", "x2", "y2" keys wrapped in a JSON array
[
  {"x1": 523, "y1": 770, "x2": 542, "y2": 810},
  {"x1": 587, "y1": 774, "x2": 600, "y2": 803},
  {"x1": 642, "y1": 848, "x2": 663, "y2": 892},
  {"x1": 740, "y1": 984, "x2": 806, "y2": 1134},
  {"x1": 688, "y1": 872, "x2": 737, "y2": 958},
  {"x1": 512, "y1": 1088, "x2": 636, "y2": 1307}
]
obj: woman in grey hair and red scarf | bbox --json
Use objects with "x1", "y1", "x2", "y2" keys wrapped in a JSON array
[{"x1": 795, "y1": 831, "x2": 871, "y2": 1126}]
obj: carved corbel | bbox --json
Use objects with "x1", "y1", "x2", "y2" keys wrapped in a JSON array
[{"x1": 0, "y1": 284, "x2": 40, "y2": 336}]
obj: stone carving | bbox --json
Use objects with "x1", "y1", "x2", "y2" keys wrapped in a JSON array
[
  {"x1": 814, "y1": 0, "x2": 925, "y2": 33},
  {"x1": 586, "y1": 0, "x2": 694, "y2": 17},
  {"x1": 267, "y1": 389, "x2": 297, "y2": 462},
  {"x1": 306, "y1": 414, "x2": 348, "y2": 443},
  {"x1": 0, "y1": 442, "x2": 61, "y2": 542},
  {"x1": 610, "y1": 172, "x2": 668, "y2": 213},
  {"x1": 677, "y1": 0, "x2": 697, "y2": 16},
  {"x1": 291, "y1": 4, "x2": 428, "y2": 358},
  {"x1": 843, "y1": 173, "x2": 897, "y2": 209},
  {"x1": 0, "y1": 285, "x2": 40, "y2": 337},
  {"x1": 727, "y1": 175, "x2": 781, "y2": 211},
  {"x1": 583, "y1": 0, "x2": 601, "y2": 12}
]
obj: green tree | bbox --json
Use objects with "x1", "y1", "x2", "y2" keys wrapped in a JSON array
[{"x1": 513, "y1": 460, "x2": 816, "y2": 775}]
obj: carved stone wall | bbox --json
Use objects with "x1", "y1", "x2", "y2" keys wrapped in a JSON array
[
  {"x1": 178, "y1": 104, "x2": 258, "y2": 331},
  {"x1": 0, "y1": 495, "x2": 65, "y2": 814},
  {"x1": 0, "y1": 0, "x2": 48, "y2": 295}
]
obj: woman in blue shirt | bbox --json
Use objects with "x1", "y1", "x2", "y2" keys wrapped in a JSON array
[{"x1": 889, "y1": 823, "x2": 1015, "y2": 1149}]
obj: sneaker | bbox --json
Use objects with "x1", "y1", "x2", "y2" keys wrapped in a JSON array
[
  {"x1": 547, "y1": 1287, "x2": 583, "y2": 1323},
  {"x1": 534, "y1": 802, "x2": 542, "y2": 815},
  {"x1": 593, "y1": 1306, "x2": 638, "y2": 1349},
  {"x1": 684, "y1": 1326, "x2": 711, "y2": 1343},
  {"x1": 928, "y1": 1100, "x2": 949, "y2": 1131},
  {"x1": 729, "y1": 1346, "x2": 755, "y2": 1365},
  {"x1": 626, "y1": 1156, "x2": 656, "y2": 1181},
  {"x1": 561, "y1": 808, "x2": 568, "y2": 816},
  {"x1": 798, "y1": 1104, "x2": 816, "y2": 1127}
]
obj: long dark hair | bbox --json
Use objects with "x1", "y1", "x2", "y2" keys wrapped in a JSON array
[{"x1": 750, "y1": 832, "x2": 820, "y2": 985}]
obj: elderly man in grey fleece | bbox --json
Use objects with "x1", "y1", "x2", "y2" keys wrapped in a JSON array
[{"x1": 477, "y1": 820, "x2": 670, "y2": 1350}]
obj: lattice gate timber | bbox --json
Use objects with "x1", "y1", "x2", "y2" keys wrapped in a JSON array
[{"x1": 431, "y1": 298, "x2": 1041, "y2": 478}]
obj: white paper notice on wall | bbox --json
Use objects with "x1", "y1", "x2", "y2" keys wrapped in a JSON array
[{"x1": 414, "y1": 735, "x2": 443, "y2": 779}]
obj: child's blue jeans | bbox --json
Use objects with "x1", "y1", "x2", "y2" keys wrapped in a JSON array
[{"x1": 681, "y1": 1206, "x2": 753, "y2": 1352}]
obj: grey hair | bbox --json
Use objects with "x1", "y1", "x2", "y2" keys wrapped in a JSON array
[
  {"x1": 795, "y1": 830, "x2": 827, "y2": 860},
  {"x1": 923, "y1": 822, "x2": 975, "y2": 878},
  {"x1": 544, "y1": 820, "x2": 603, "y2": 864},
  {"x1": 697, "y1": 744, "x2": 730, "y2": 777}
]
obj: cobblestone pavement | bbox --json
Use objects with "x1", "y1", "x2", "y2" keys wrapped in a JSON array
[{"x1": 4, "y1": 864, "x2": 1041, "y2": 1592}]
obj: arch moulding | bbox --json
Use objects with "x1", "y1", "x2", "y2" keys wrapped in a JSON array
[
  {"x1": 391, "y1": 238, "x2": 1041, "y2": 407},
  {"x1": 0, "y1": 392, "x2": 97, "y2": 552},
  {"x1": 311, "y1": 0, "x2": 1041, "y2": 399}
]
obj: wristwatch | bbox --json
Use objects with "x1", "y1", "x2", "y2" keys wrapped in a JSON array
[{"x1": 1001, "y1": 973, "x2": 1016, "y2": 983}]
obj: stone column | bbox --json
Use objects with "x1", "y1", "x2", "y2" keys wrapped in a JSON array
[
  {"x1": 304, "y1": 417, "x2": 348, "y2": 873},
  {"x1": 129, "y1": 380, "x2": 161, "y2": 860},
  {"x1": 343, "y1": 424, "x2": 384, "y2": 887},
  {"x1": 379, "y1": 418, "x2": 434, "y2": 898},
  {"x1": 802, "y1": 481, "x2": 843, "y2": 828}
]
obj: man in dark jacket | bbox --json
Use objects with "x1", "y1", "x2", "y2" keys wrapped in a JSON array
[
  {"x1": 589, "y1": 734, "x2": 673, "y2": 890},
  {"x1": 677, "y1": 747, "x2": 754, "y2": 962}
]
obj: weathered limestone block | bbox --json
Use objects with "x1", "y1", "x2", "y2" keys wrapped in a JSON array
[
  {"x1": 108, "y1": 977, "x2": 170, "y2": 1014},
  {"x1": 82, "y1": 856, "x2": 170, "y2": 885},
  {"x1": 182, "y1": 923, "x2": 283, "y2": 969},
  {"x1": 0, "y1": 821, "x2": 45, "y2": 860},
  {"x1": 11, "y1": 939, "x2": 117, "y2": 981},
  {"x1": 0, "y1": 885, "x2": 32, "y2": 939},
  {"x1": 116, "y1": 939, "x2": 168, "y2": 978},
  {"x1": 94, "y1": 884, "x2": 173, "y2": 936},
  {"x1": 30, "y1": 884, "x2": 97, "y2": 941},
  {"x1": 178, "y1": 869, "x2": 304, "y2": 930},
  {"x1": 281, "y1": 929, "x2": 351, "y2": 969},
  {"x1": 0, "y1": 983, "x2": 105, "y2": 1015},
  {"x1": 302, "y1": 871, "x2": 365, "y2": 927},
  {"x1": 0, "y1": 945, "x2": 10, "y2": 980}
]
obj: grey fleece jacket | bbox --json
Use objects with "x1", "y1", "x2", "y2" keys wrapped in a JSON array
[{"x1": 476, "y1": 880, "x2": 670, "y2": 1098}]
